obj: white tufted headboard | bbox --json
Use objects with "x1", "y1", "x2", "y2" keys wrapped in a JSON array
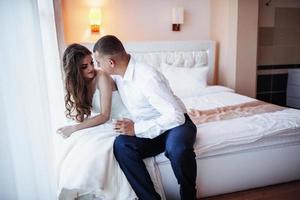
[{"x1": 84, "y1": 40, "x2": 216, "y2": 85}]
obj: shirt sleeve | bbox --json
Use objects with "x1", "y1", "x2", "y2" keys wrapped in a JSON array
[{"x1": 134, "y1": 71, "x2": 186, "y2": 139}]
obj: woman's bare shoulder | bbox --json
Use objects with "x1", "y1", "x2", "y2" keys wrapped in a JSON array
[
  {"x1": 95, "y1": 69, "x2": 111, "y2": 80},
  {"x1": 95, "y1": 69, "x2": 114, "y2": 87}
]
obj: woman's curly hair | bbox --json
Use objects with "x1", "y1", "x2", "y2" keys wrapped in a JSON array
[{"x1": 62, "y1": 43, "x2": 93, "y2": 122}]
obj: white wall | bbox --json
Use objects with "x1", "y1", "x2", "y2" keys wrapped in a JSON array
[
  {"x1": 210, "y1": 0, "x2": 238, "y2": 89},
  {"x1": 235, "y1": 0, "x2": 259, "y2": 97},
  {"x1": 62, "y1": 0, "x2": 211, "y2": 44},
  {"x1": 211, "y1": 0, "x2": 258, "y2": 97}
]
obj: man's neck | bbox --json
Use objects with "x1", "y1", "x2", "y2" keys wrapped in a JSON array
[{"x1": 116, "y1": 54, "x2": 130, "y2": 77}]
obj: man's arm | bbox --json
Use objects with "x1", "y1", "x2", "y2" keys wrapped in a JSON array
[{"x1": 134, "y1": 71, "x2": 186, "y2": 138}]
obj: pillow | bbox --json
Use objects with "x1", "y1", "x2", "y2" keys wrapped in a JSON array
[{"x1": 161, "y1": 63, "x2": 209, "y2": 98}]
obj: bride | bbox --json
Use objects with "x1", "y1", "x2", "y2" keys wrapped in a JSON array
[{"x1": 56, "y1": 44, "x2": 137, "y2": 200}]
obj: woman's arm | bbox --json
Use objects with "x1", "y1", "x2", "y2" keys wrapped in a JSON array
[{"x1": 57, "y1": 72, "x2": 114, "y2": 138}]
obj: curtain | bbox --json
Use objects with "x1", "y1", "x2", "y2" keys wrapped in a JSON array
[{"x1": 0, "y1": 0, "x2": 65, "y2": 199}]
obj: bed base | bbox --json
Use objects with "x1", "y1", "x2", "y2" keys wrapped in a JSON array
[{"x1": 156, "y1": 143, "x2": 300, "y2": 199}]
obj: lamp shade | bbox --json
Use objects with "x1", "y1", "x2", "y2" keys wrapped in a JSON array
[
  {"x1": 89, "y1": 8, "x2": 102, "y2": 26},
  {"x1": 89, "y1": 8, "x2": 101, "y2": 33},
  {"x1": 172, "y1": 7, "x2": 184, "y2": 24}
]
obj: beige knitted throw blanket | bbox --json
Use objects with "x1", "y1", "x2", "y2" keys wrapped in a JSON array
[{"x1": 188, "y1": 100, "x2": 285, "y2": 125}]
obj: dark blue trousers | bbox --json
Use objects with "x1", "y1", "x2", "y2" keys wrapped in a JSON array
[{"x1": 113, "y1": 114, "x2": 197, "y2": 200}]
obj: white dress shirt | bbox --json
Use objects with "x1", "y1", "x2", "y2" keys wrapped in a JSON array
[{"x1": 114, "y1": 56, "x2": 187, "y2": 139}]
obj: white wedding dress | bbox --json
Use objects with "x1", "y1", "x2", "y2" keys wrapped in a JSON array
[{"x1": 56, "y1": 90, "x2": 137, "y2": 200}]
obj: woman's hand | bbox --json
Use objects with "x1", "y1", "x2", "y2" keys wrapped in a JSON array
[{"x1": 56, "y1": 125, "x2": 77, "y2": 139}]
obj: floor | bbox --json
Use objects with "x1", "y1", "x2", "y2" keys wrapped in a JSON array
[{"x1": 199, "y1": 181, "x2": 300, "y2": 200}]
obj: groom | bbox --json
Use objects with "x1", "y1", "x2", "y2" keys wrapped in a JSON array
[{"x1": 93, "y1": 35, "x2": 197, "y2": 200}]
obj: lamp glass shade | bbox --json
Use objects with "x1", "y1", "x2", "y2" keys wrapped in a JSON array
[
  {"x1": 89, "y1": 8, "x2": 102, "y2": 26},
  {"x1": 172, "y1": 7, "x2": 184, "y2": 24}
]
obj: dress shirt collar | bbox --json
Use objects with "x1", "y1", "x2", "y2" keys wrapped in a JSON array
[{"x1": 123, "y1": 55, "x2": 135, "y2": 82}]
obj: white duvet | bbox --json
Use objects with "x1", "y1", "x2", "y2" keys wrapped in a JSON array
[
  {"x1": 156, "y1": 86, "x2": 300, "y2": 162},
  {"x1": 183, "y1": 86, "x2": 300, "y2": 157}
]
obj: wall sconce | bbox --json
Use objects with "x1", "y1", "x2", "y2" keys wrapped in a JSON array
[
  {"x1": 89, "y1": 8, "x2": 102, "y2": 33},
  {"x1": 172, "y1": 7, "x2": 184, "y2": 31}
]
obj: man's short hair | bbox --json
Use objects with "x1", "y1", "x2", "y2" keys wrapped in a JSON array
[{"x1": 93, "y1": 35, "x2": 125, "y2": 56}]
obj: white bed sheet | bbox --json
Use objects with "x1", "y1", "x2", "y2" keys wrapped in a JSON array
[{"x1": 155, "y1": 86, "x2": 300, "y2": 163}]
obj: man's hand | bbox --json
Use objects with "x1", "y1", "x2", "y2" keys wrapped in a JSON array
[
  {"x1": 114, "y1": 118, "x2": 135, "y2": 136},
  {"x1": 56, "y1": 125, "x2": 76, "y2": 139}
]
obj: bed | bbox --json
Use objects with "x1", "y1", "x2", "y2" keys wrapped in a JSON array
[{"x1": 58, "y1": 41, "x2": 300, "y2": 200}]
